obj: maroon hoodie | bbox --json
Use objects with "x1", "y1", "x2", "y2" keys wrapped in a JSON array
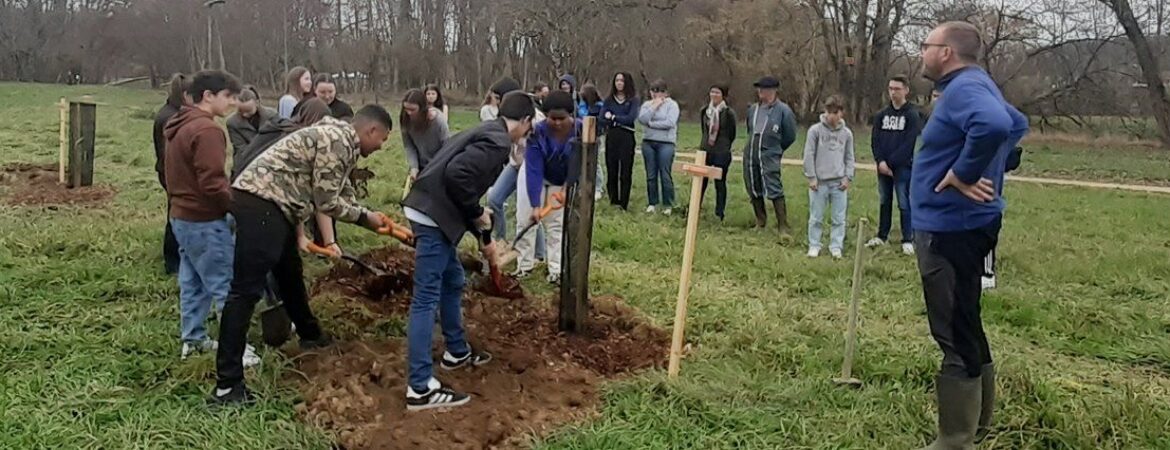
[{"x1": 164, "y1": 106, "x2": 232, "y2": 221}]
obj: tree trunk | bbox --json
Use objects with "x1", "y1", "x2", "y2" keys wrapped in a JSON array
[{"x1": 1103, "y1": 0, "x2": 1170, "y2": 148}]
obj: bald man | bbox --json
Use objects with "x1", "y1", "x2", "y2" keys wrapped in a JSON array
[{"x1": 913, "y1": 21, "x2": 1028, "y2": 449}]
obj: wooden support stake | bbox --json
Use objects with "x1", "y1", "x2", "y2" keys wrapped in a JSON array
[
  {"x1": 833, "y1": 218, "x2": 868, "y2": 387},
  {"x1": 667, "y1": 150, "x2": 722, "y2": 379},
  {"x1": 558, "y1": 116, "x2": 599, "y2": 333},
  {"x1": 67, "y1": 98, "x2": 97, "y2": 188},
  {"x1": 58, "y1": 98, "x2": 67, "y2": 184}
]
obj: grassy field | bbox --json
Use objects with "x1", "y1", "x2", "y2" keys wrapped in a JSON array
[{"x1": 1, "y1": 82, "x2": 1169, "y2": 449}]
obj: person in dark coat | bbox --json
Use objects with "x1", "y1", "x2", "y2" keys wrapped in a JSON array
[
  {"x1": 226, "y1": 86, "x2": 278, "y2": 152},
  {"x1": 699, "y1": 84, "x2": 737, "y2": 221},
  {"x1": 152, "y1": 73, "x2": 190, "y2": 275}
]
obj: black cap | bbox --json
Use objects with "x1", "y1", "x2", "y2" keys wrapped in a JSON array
[{"x1": 753, "y1": 76, "x2": 780, "y2": 89}]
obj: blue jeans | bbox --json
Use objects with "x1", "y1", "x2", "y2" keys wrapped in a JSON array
[
  {"x1": 642, "y1": 140, "x2": 676, "y2": 207},
  {"x1": 406, "y1": 223, "x2": 471, "y2": 392},
  {"x1": 487, "y1": 164, "x2": 545, "y2": 258},
  {"x1": 808, "y1": 179, "x2": 848, "y2": 252},
  {"x1": 877, "y1": 167, "x2": 913, "y2": 243},
  {"x1": 171, "y1": 217, "x2": 234, "y2": 344}
]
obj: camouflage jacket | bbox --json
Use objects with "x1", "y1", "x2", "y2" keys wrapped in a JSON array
[{"x1": 232, "y1": 116, "x2": 369, "y2": 225}]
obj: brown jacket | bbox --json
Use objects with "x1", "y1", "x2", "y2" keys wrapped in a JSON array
[{"x1": 164, "y1": 106, "x2": 232, "y2": 221}]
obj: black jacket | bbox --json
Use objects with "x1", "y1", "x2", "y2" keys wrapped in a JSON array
[
  {"x1": 329, "y1": 99, "x2": 355, "y2": 121},
  {"x1": 402, "y1": 119, "x2": 512, "y2": 244},
  {"x1": 231, "y1": 117, "x2": 298, "y2": 182},
  {"x1": 699, "y1": 105, "x2": 738, "y2": 155},
  {"x1": 152, "y1": 102, "x2": 181, "y2": 188}
]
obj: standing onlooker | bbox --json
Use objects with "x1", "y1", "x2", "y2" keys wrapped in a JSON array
[
  {"x1": 557, "y1": 75, "x2": 581, "y2": 115},
  {"x1": 866, "y1": 75, "x2": 923, "y2": 255},
  {"x1": 743, "y1": 76, "x2": 798, "y2": 238},
  {"x1": 532, "y1": 81, "x2": 551, "y2": 110},
  {"x1": 480, "y1": 91, "x2": 501, "y2": 122},
  {"x1": 983, "y1": 145, "x2": 1023, "y2": 290},
  {"x1": 913, "y1": 21, "x2": 1029, "y2": 448},
  {"x1": 226, "y1": 86, "x2": 278, "y2": 152},
  {"x1": 699, "y1": 84, "x2": 737, "y2": 221},
  {"x1": 515, "y1": 91, "x2": 579, "y2": 283},
  {"x1": 425, "y1": 84, "x2": 450, "y2": 117},
  {"x1": 153, "y1": 73, "x2": 190, "y2": 275},
  {"x1": 162, "y1": 70, "x2": 253, "y2": 365},
  {"x1": 637, "y1": 79, "x2": 680, "y2": 215},
  {"x1": 400, "y1": 88, "x2": 451, "y2": 180},
  {"x1": 278, "y1": 66, "x2": 312, "y2": 119},
  {"x1": 803, "y1": 95, "x2": 855, "y2": 259},
  {"x1": 600, "y1": 72, "x2": 641, "y2": 210},
  {"x1": 580, "y1": 83, "x2": 606, "y2": 200},
  {"x1": 313, "y1": 74, "x2": 354, "y2": 121}
]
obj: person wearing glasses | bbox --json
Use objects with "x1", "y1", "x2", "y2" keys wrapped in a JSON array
[{"x1": 865, "y1": 75, "x2": 923, "y2": 255}]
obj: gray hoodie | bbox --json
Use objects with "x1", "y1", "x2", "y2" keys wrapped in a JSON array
[
  {"x1": 802, "y1": 114, "x2": 856, "y2": 182},
  {"x1": 637, "y1": 98, "x2": 680, "y2": 144}
]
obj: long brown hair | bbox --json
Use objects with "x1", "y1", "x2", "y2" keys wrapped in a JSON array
[
  {"x1": 294, "y1": 98, "x2": 331, "y2": 126},
  {"x1": 399, "y1": 89, "x2": 431, "y2": 133},
  {"x1": 284, "y1": 66, "x2": 311, "y2": 99},
  {"x1": 424, "y1": 83, "x2": 446, "y2": 110},
  {"x1": 166, "y1": 73, "x2": 190, "y2": 108}
]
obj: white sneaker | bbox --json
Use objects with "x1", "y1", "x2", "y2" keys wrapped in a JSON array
[
  {"x1": 865, "y1": 238, "x2": 886, "y2": 248},
  {"x1": 181, "y1": 339, "x2": 218, "y2": 360},
  {"x1": 645, "y1": 205, "x2": 657, "y2": 214},
  {"x1": 595, "y1": 191, "x2": 603, "y2": 201},
  {"x1": 982, "y1": 276, "x2": 997, "y2": 290},
  {"x1": 243, "y1": 344, "x2": 262, "y2": 368},
  {"x1": 807, "y1": 248, "x2": 821, "y2": 258},
  {"x1": 902, "y1": 243, "x2": 916, "y2": 255},
  {"x1": 661, "y1": 208, "x2": 672, "y2": 216},
  {"x1": 830, "y1": 249, "x2": 843, "y2": 259}
]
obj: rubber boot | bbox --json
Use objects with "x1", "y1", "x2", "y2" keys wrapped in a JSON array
[
  {"x1": 975, "y1": 363, "x2": 996, "y2": 442},
  {"x1": 772, "y1": 198, "x2": 793, "y2": 243},
  {"x1": 922, "y1": 374, "x2": 982, "y2": 450},
  {"x1": 751, "y1": 198, "x2": 767, "y2": 228}
]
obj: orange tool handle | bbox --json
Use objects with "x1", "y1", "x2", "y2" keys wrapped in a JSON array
[
  {"x1": 536, "y1": 191, "x2": 567, "y2": 219},
  {"x1": 376, "y1": 218, "x2": 415, "y2": 246},
  {"x1": 305, "y1": 242, "x2": 340, "y2": 258}
]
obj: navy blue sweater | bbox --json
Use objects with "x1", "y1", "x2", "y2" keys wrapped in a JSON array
[
  {"x1": 911, "y1": 66, "x2": 1028, "y2": 232},
  {"x1": 524, "y1": 120, "x2": 580, "y2": 207},
  {"x1": 871, "y1": 102, "x2": 922, "y2": 169},
  {"x1": 599, "y1": 96, "x2": 641, "y2": 132}
]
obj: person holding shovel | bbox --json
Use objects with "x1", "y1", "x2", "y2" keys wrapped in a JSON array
[
  {"x1": 743, "y1": 76, "x2": 798, "y2": 239},
  {"x1": 514, "y1": 91, "x2": 578, "y2": 284},
  {"x1": 400, "y1": 91, "x2": 536, "y2": 411},
  {"x1": 211, "y1": 105, "x2": 395, "y2": 406}
]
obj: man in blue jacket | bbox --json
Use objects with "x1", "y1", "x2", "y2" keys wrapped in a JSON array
[
  {"x1": 913, "y1": 21, "x2": 1028, "y2": 449},
  {"x1": 867, "y1": 75, "x2": 923, "y2": 255},
  {"x1": 743, "y1": 76, "x2": 798, "y2": 239}
]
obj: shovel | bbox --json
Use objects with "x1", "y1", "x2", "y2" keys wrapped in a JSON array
[
  {"x1": 306, "y1": 242, "x2": 386, "y2": 276},
  {"x1": 496, "y1": 191, "x2": 566, "y2": 267}
]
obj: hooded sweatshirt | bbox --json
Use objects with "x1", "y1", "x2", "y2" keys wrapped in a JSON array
[
  {"x1": 871, "y1": 102, "x2": 922, "y2": 169},
  {"x1": 802, "y1": 114, "x2": 856, "y2": 182},
  {"x1": 557, "y1": 74, "x2": 581, "y2": 116},
  {"x1": 524, "y1": 119, "x2": 581, "y2": 207},
  {"x1": 231, "y1": 116, "x2": 299, "y2": 182},
  {"x1": 164, "y1": 106, "x2": 232, "y2": 221}
]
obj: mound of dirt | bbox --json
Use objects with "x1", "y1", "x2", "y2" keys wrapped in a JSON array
[
  {"x1": 0, "y1": 163, "x2": 115, "y2": 206},
  {"x1": 297, "y1": 246, "x2": 669, "y2": 449}
]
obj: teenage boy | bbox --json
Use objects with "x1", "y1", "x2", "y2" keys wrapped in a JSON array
[
  {"x1": 867, "y1": 75, "x2": 923, "y2": 255},
  {"x1": 399, "y1": 92, "x2": 536, "y2": 411},
  {"x1": 802, "y1": 95, "x2": 856, "y2": 259}
]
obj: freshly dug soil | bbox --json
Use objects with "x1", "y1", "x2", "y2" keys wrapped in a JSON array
[
  {"x1": 0, "y1": 163, "x2": 115, "y2": 206},
  {"x1": 298, "y1": 246, "x2": 669, "y2": 449}
]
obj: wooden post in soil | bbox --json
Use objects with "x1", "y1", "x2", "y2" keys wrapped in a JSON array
[
  {"x1": 558, "y1": 116, "x2": 599, "y2": 333},
  {"x1": 667, "y1": 151, "x2": 723, "y2": 378},
  {"x1": 58, "y1": 98, "x2": 68, "y2": 184},
  {"x1": 67, "y1": 97, "x2": 97, "y2": 188},
  {"x1": 833, "y1": 218, "x2": 868, "y2": 387}
]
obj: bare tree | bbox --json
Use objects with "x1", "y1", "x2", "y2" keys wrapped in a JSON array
[{"x1": 1098, "y1": 0, "x2": 1170, "y2": 147}]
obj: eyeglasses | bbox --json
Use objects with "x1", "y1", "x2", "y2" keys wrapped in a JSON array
[{"x1": 920, "y1": 42, "x2": 948, "y2": 51}]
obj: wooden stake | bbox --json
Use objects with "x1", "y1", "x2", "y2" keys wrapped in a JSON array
[
  {"x1": 67, "y1": 99, "x2": 97, "y2": 188},
  {"x1": 833, "y1": 218, "x2": 868, "y2": 387},
  {"x1": 667, "y1": 150, "x2": 718, "y2": 378},
  {"x1": 558, "y1": 116, "x2": 599, "y2": 333},
  {"x1": 58, "y1": 98, "x2": 67, "y2": 184}
]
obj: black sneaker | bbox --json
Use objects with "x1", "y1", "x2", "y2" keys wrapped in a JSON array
[
  {"x1": 208, "y1": 384, "x2": 256, "y2": 408},
  {"x1": 299, "y1": 333, "x2": 334, "y2": 351},
  {"x1": 439, "y1": 348, "x2": 493, "y2": 371},
  {"x1": 406, "y1": 379, "x2": 470, "y2": 412}
]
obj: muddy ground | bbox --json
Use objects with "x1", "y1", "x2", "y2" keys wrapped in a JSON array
[
  {"x1": 0, "y1": 163, "x2": 115, "y2": 206},
  {"x1": 295, "y1": 246, "x2": 669, "y2": 449}
]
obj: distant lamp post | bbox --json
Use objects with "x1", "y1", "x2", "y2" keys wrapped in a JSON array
[{"x1": 205, "y1": 0, "x2": 226, "y2": 70}]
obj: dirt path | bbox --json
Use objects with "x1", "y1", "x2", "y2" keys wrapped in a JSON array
[{"x1": 674, "y1": 153, "x2": 1170, "y2": 195}]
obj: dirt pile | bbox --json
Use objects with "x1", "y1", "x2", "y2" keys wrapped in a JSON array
[
  {"x1": 297, "y1": 246, "x2": 669, "y2": 449},
  {"x1": 0, "y1": 163, "x2": 115, "y2": 206}
]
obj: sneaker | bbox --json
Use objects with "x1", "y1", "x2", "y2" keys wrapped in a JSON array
[
  {"x1": 243, "y1": 345, "x2": 262, "y2": 368},
  {"x1": 208, "y1": 384, "x2": 257, "y2": 407},
  {"x1": 830, "y1": 249, "x2": 843, "y2": 259},
  {"x1": 547, "y1": 272, "x2": 561, "y2": 285},
  {"x1": 645, "y1": 205, "x2": 656, "y2": 214},
  {"x1": 511, "y1": 268, "x2": 532, "y2": 279},
  {"x1": 594, "y1": 191, "x2": 603, "y2": 201},
  {"x1": 181, "y1": 339, "x2": 218, "y2": 360},
  {"x1": 865, "y1": 237, "x2": 886, "y2": 248},
  {"x1": 982, "y1": 276, "x2": 997, "y2": 290},
  {"x1": 661, "y1": 208, "x2": 672, "y2": 216},
  {"x1": 300, "y1": 333, "x2": 334, "y2": 351},
  {"x1": 439, "y1": 348, "x2": 493, "y2": 371},
  {"x1": 406, "y1": 378, "x2": 470, "y2": 412},
  {"x1": 902, "y1": 242, "x2": 916, "y2": 255},
  {"x1": 807, "y1": 248, "x2": 821, "y2": 258}
]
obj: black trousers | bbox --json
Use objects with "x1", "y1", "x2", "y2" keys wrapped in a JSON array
[
  {"x1": 163, "y1": 200, "x2": 180, "y2": 274},
  {"x1": 701, "y1": 151, "x2": 732, "y2": 218},
  {"x1": 915, "y1": 218, "x2": 1001, "y2": 378},
  {"x1": 216, "y1": 189, "x2": 322, "y2": 389},
  {"x1": 605, "y1": 128, "x2": 636, "y2": 210}
]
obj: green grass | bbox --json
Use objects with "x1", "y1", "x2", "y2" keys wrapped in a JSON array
[{"x1": 2, "y1": 82, "x2": 1169, "y2": 449}]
